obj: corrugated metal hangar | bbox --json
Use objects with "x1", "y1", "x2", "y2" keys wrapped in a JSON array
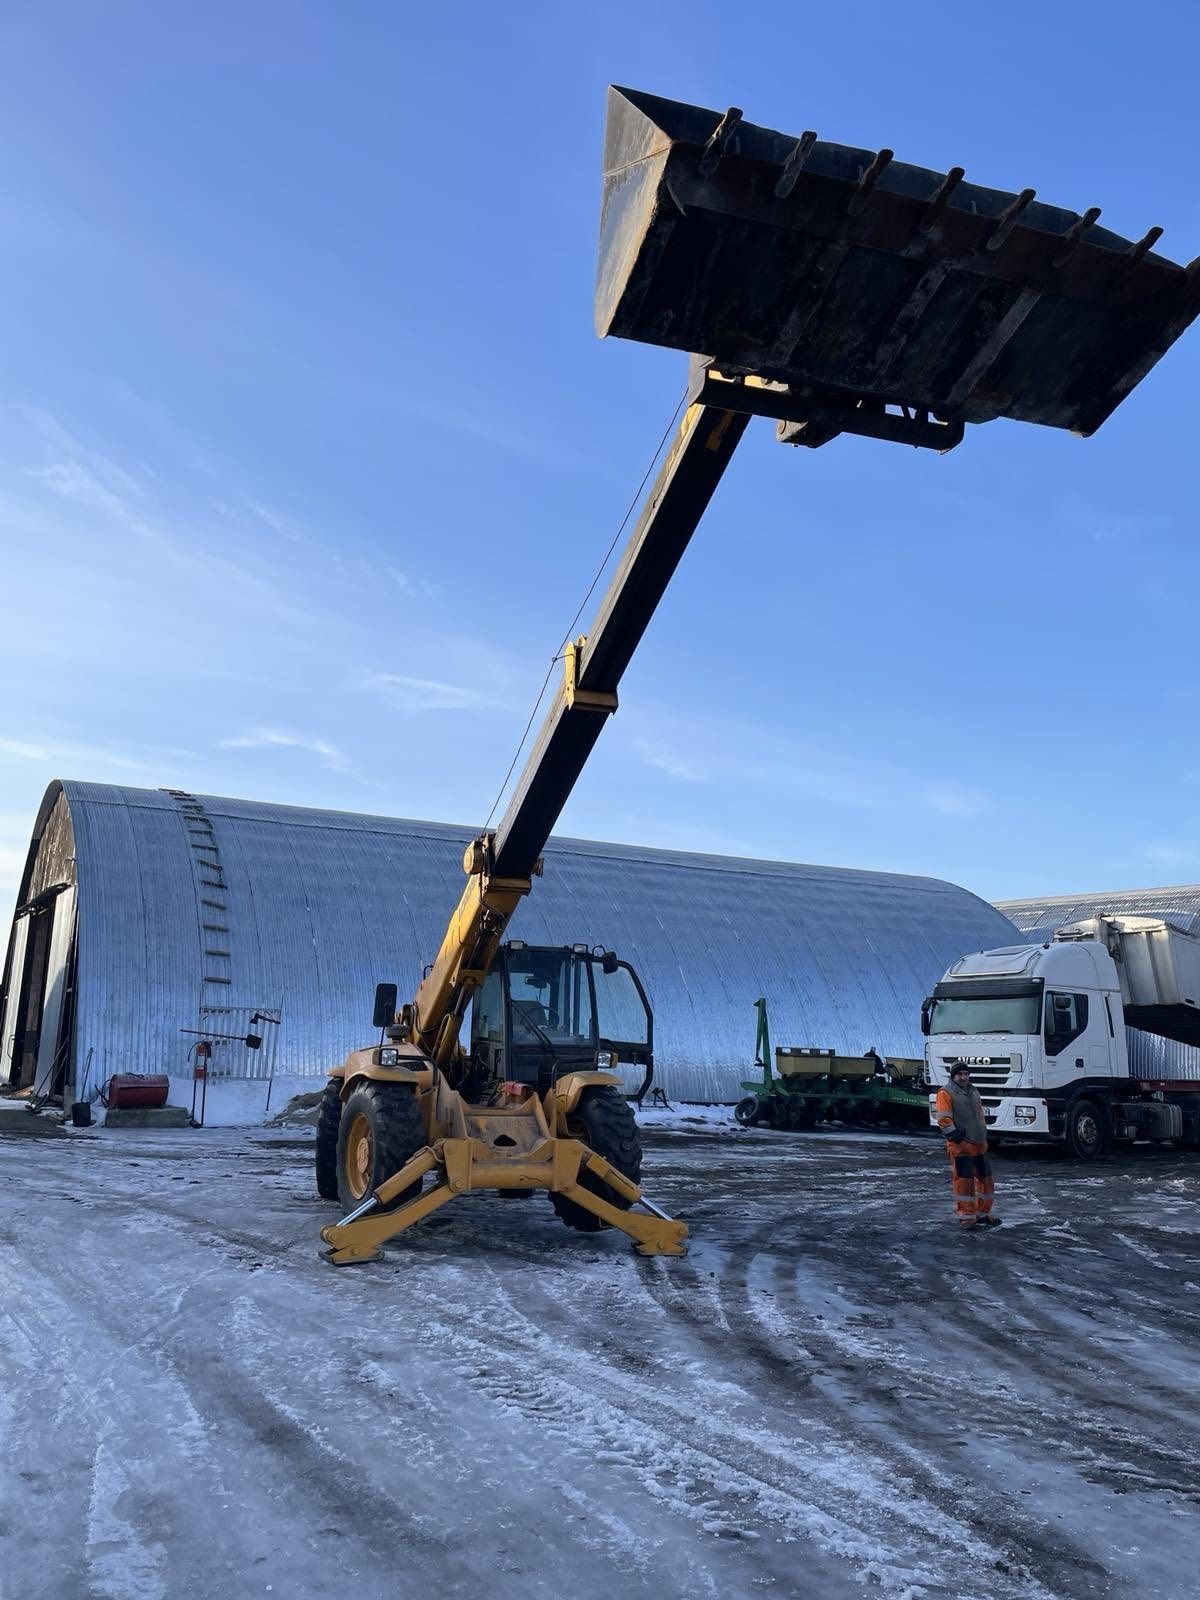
[
  {"x1": 1, "y1": 780, "x2": 1019, "y2": 1110},
  {"x1": 1001, "y1": 887, "x2": 1200, "y2": 1081}
]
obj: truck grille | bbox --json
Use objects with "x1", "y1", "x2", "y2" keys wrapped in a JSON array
[{"x1": 939, "y1": 1058, "x2": 1013, "y2": 1090}]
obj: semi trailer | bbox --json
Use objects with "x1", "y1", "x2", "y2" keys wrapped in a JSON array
[{"x1": 923, "y1": 915, "x2": 1200, "y2": 1157}]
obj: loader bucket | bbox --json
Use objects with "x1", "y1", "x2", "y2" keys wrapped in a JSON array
[{"x1": 597, "y1": 87, "x2": 1199, "y2": 435}]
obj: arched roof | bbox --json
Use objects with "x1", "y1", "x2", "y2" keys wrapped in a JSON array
[
  {"x1": 1000, "y1": 885, "x2": 1200, "y2": 939},
  {"x1": 9, "y1": 780, "x2": 1020, "y2": 1101}
]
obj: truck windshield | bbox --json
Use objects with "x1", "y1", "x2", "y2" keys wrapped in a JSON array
[{"x1": 928, "y1": 995, "x2": 1041, "y2": 1036}]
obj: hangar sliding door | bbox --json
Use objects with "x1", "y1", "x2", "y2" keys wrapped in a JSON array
[
  {"x1": 0, "y1": 917, "x2": 30, "y2": 1088},
  {"x1": 34, "y1": 887, "x2": 77, "y2": 1097}
]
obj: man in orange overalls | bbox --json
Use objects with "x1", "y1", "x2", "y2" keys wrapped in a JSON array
[{"x1": 935, "y1": 1062, "x2": 1000, "y2": 1230}]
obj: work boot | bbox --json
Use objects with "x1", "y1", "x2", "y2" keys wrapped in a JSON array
[
  {"x1": 978, "y1": 1215, "x2": 1002, "y2": 1228},
  {"x1": 958, "y1": 1220, "x2": 979, "y2": 1230}
]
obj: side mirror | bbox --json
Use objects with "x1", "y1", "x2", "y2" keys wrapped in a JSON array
[
  {"x1": 243, "y1": 1032, "x2": 263, "y2": 1051},
  {"x1": 601, "y1": 949, "x2": 620, "y2": 976},
  {"x1": 920, "y1": 997, "x2": 933, "y2": 1037},
  {"x1": 372, "y1": 982, "x2": 399, "y2": 1030}
]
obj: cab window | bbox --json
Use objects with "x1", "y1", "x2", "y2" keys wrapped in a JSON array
[
  {"x1": 472, "y1": 968, "x2": 505, "y2": 1044},
  {"x1": 1044, "y1": 991, "x2": 1088, "y2": 1056}
]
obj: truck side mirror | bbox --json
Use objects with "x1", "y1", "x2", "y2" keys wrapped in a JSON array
[
  {"x1": 372, "y1": 982, "x2": 399, "y2": 1030},
  {"x1": 243, "y1": 1032, "x2": 263, "y2": 1050},
  {"x1": 601, "y1": 949, "x2": 619, "y2": 975},
  {"x1": 920, "y1": 997, "x2": 933, "y2": 1037}
]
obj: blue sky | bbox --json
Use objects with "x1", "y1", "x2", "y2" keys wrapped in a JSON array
[{"x1": 3, "y1": 0, "x2": 1200, "y2": 915}]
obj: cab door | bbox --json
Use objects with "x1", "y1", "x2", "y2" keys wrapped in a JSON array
[{"x1": 592, "y1": 958, "x2": 654, "y2": 1099}]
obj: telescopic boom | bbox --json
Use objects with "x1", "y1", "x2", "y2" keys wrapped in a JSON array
[{"x1": 402, "y1": 86, "x2": 1200, "y2": 1081}]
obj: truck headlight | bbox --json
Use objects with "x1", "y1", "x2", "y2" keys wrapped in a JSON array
[
  {"x1": 1015, "y1": 1104, "x2": 1037, "y2": 1124},
  {"x1": 379, "y1": 1047, "x2": 401, "y2": 1067}
]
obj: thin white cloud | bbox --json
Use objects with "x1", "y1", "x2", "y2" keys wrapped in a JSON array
[
  {"x1": 353, "y1": 670, "x2": 499, "y2": 713},
  {"x1": 0, "y1": 737, "x2": 48, "y2": 761},
  {"x1": 626, "y1": 713, "x2": 993, "y2": 820},
  {"x1": 248, "y1": 502, "x2": 310, "y2": 546},
  {"x1": 1060, "y1": 492, "x2": 1172, "y2": 546},
  {"x1": 25, "y1": 407, "x2": 147, "y2": 503},
  {"x1": 633, "y1": 738, "x2": 708, "y2": 783},
  {"x1": 0, "y1": 735, "x2": 159, "y2": 773},
  {"x1": 383, "y1": 564, "x2": 440, "y2": 596},
  {"x1": 924, "y1": 783, "x2": 988, "y2": 819},
  {"x1": 27, "y1": 460, "x2": 130, "y2": 520},
  {"x1": 221, "y1": 728, "x2": 351, "y2": 773}
]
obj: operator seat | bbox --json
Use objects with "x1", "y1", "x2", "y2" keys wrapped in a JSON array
[{"x1": 512, "y1": 1000, "x2": 548, "y2": 1028}]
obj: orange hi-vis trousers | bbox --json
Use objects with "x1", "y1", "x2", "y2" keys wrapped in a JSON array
[{"x1": 946, "y1": 1140, "x2": 994, "y2": 1225}]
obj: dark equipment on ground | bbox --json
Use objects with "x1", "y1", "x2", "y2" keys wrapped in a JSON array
[{"x1": 316, "y1": 87, "x2": 1198, "y2": 1264}]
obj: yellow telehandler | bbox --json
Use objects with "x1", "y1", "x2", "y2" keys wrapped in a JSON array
[{"x1": 317, "y1": 86, "x2": 1199, "y2": 1263}]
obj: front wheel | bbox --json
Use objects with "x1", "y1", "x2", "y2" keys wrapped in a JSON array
[
  {"x1": 734, "y1": 1096, "x2": 761, "y2": 1126},
  {"x1": 335, "y1": 1082, "x2": 427, "y2": 1212},
  {"x1": 1064, "y1": 1096, "x2": 1111, "y2": 1161},
  {"x1": 552, "y1": 1085, "x2": 642, "y2": 1233}
]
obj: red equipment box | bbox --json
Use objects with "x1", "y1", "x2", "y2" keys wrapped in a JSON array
[{"x1": 104, "y1": 1073, "x2": 170, "y2": 1110}]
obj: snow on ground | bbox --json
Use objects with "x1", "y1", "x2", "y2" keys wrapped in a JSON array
[
  {"x1": 634, "y1": 1102, "x2": 740, "y2": 1133},
  {"x1": 2, "y1": 1117, "x2": 1199, "y2": 1600}
]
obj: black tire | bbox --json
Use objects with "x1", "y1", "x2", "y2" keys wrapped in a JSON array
[
  {"x1": 335, "y1": 1082, "x2": 426, "y2": 1212},
  {"x1": 552, "y1": 1085, "x2": 642, "y2": 1233},
  {"x1": 315, "y1": 1080, "x2": 342, "y2": 1200},
  {"x1": 734, "y1": 1096, "x2": 761, "y2": 1126},
  {"x1": 1065, "y1": 1096, "x2": 1111, "y2": 1161}
]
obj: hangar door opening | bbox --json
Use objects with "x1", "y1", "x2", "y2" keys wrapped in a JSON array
[{"x1": 1, "y1": 883, "x2": 77, "y2": 1097}]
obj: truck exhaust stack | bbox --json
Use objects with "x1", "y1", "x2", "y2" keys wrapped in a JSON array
[{"x1": 596, "y1": 86, "x2": 1199, "y2": 438}]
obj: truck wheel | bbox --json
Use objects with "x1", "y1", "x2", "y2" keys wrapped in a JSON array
[
  {"x1": 1065, "y1": 1096, "x2": 1111, "y2": 1161},
  {"x1": 552, "y1": 1085, "x2": 642, "y2": 1233},
  {"x1": 315, "y1": 1080, "x2": 342, "y2": 1200},
  {"x1": 734, "y1": 1096, "x2": 761, "y2": 1126},
  {"x1": 335, "y1": 1082, "x2": 426, "y2": 1212}
]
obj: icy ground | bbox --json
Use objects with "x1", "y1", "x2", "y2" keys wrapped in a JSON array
[{"x1": 2, "y1": 1116, "x2": 1199, "y2": 1600}]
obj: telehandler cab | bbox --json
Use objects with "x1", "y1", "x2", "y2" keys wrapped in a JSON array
[{"x1": 317, "y1": 86, "x2": 1199, "y2": 1263}]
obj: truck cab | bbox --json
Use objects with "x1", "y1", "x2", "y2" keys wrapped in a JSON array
[{"x1": 923, "y1": 931, "x2": 1197, "y2": 1157}]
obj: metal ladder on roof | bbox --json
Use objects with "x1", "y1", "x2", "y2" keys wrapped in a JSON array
[{"x1": 162, "y1": 788, "x2": 233, "y2": 995}]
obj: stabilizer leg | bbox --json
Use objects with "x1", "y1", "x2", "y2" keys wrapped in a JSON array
[
  {"x1": 568, "y1": 1150, "x2": 689, "y2": 1256},
  {"x1": 319, "y1": 1147, "x2": 452, "y2": 1264}
]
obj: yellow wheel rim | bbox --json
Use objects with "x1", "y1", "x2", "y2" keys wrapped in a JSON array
[{"x1": 345, "y1": 1111, "x2": 374, "y2": 1200}]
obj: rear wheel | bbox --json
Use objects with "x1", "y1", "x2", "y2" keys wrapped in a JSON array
[
  {"x1": 315, "y1": 1080, "x2": 342, "y2": 1200},
  {"x1": 734, "y1": 1096, "x2": 761, "y2": 1126},
  {"x1": 552, "y1": 1085, "x2": 642, "y2": 1233},
  {"x1": 1065, "y1": 1095, "x2": 1111, "y2": 1161},
  {"x1": 335, "y1": 1082, "x2": 426, "y2": 1212}
]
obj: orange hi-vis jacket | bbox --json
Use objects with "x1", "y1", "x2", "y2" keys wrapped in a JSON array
[{"x1": 935, "y1": 1085, "x2": 995, "y2": 1224}]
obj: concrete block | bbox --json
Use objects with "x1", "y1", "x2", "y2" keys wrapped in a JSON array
[{"x1": 103, "y1": 1106, "x2": 194, "y2": 1129}]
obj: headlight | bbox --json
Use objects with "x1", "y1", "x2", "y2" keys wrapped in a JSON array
[
  {"x1": 1015, "y1": 1104, "x2": 1037, "y2": 1124},
  {"x1": 378, "y1": 1047, "x2": 401, "y2": 1067}
]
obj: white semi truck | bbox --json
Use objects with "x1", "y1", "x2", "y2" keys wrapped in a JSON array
[{"x1": 922, "y1": 916, "x2": 1200, "y2": 1159}]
